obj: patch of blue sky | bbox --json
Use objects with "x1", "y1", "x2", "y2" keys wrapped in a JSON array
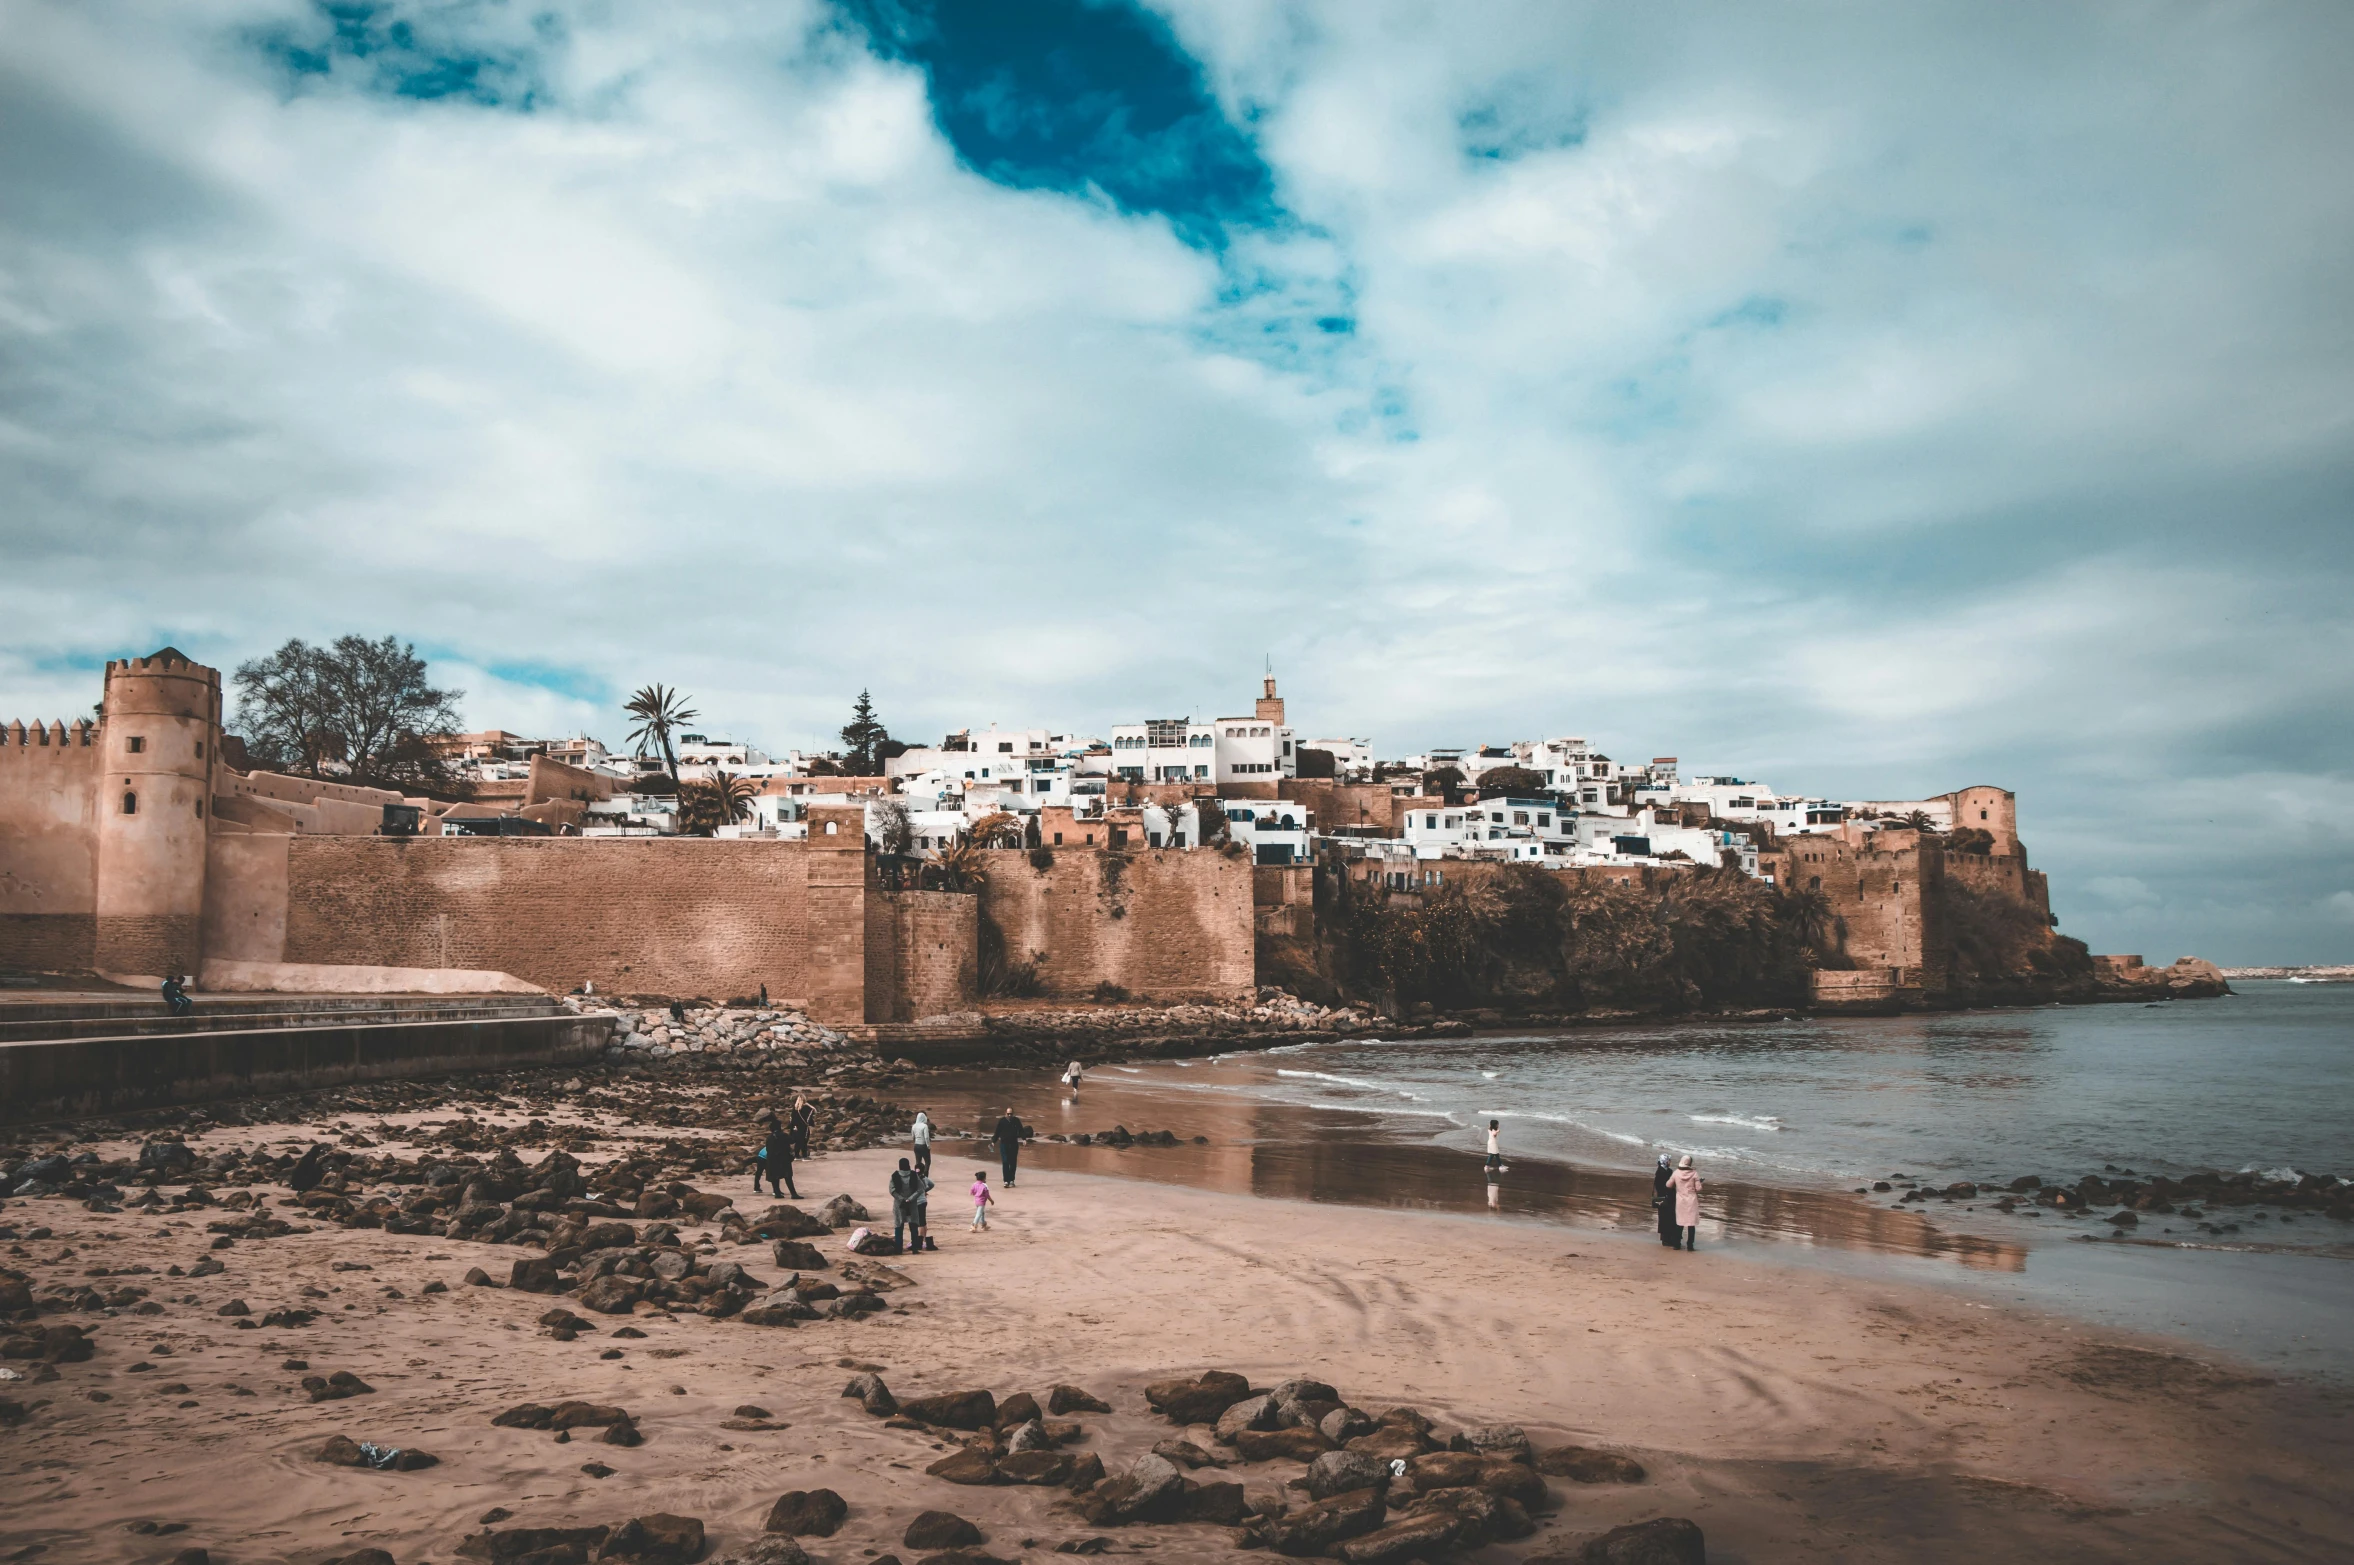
[
  {"x1": 836, "y1": 0, "x2": 1278, "y2": 251},
  {"x1": 249, "y1": 0, "x2": 550, "y2": 110},
  {"x1": 462, "y1": 655, "x2": 611, "y2": 708}
]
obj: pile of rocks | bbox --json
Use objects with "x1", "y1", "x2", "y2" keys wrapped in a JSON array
[
  {"x1": 837, "y1": 1365, "x2": 1682, "y2": 1564},
  {"x1": 976, "y1": 988, "x2": 1379, "y2": 1048},
  {"x1": 574, "y1": 1003, "x2": 855, "y2": 1065},
  {"x1": 1874, "y1": 1166, "x2": 2354, "y2": 1229}
]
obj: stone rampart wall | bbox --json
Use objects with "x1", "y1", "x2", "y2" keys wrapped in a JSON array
[
  {"x1": 978, "y1": 845, "x2": 1253, "y2": 1002},
  {"x1": 277, "y1": 837, "x2": 811, "y2": 1001}
]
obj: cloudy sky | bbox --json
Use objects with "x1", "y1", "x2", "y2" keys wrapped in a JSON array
[{"x1": 3, "y1": 0, "x2": 2349, "y2": 963}]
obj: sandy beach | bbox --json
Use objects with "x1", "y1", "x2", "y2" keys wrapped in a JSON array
[{"x1": 5, "y1": 1084, "x2": 2352, "y2": 1565}]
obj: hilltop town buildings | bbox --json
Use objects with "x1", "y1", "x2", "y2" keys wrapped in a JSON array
[{"x1": 2, "y1": 648, "x2": 2074, "y2": 1022}]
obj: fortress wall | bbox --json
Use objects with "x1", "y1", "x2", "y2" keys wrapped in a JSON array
[
  {"x1": 978, "y1": 846, "x2": 1253, "y2": 1002},
  {"x1": 0, "y1": 725, "x2": 101, "y2": 971},
  {"x1": 278, "y1": 837, "x2": 810, "y2": 1000},
  {"x1": 864, "y1": 889, "x2": 978, "y2": 1023},
  {"x1": 200, "y1": 829, "x2": 291, "y2": 965}
]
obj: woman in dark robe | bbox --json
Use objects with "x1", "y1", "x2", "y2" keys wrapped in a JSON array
[
  {"x1": 760, "y1": 1108, "x2": 799, "y2": 1200},
  {"x1": 1653, "y1": 1153, "x2": 1679, "y2": 1247}
]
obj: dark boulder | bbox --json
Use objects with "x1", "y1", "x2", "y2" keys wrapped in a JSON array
[
  {"x1": 904, "y1": 1511, "x2": 984, "y2": 1550},
  {"x1": 762, "y1": 1489, "x2": 848, "y2": 1537},
  {"x1": 995, "y1": 1450, "x2": 1073, "y2": 1485},
  {"x1": 771, "y1": 1240, "x2": 829, "y2": 1271},
  {"x1": 1305, "y1": 1449, "x2": 1387, "y2": 1500},
  {"x1": 899, "y1": 1388, "x2": 997, "y2": 1430},
  {"x1": 1336, "y1": 1512, "x2": 1460, "y2": 1563},
  {"x1": 1145, "y1": 1370, "x2": 1252, "y2": 1426},
  {"x1": 599, "y1": 1513, "x2": 704, "y2": 1563},
  {"x1": 1538, "y1": 1516, "x2": 1706, "y2": 1565},
  {"x1": 1235, "y1": 1427, "x2": 1333, "y2": 1463},
  {"x1": 1536, "y1": 1445, "x2": 1646, "y2": 1483},
  {"x1": 1267, "y1": 1486, "x2": 1386, "y2": 1555},
  {"x1": 842, "y1": 1372, "x2": 897, "y2": 1415},
  {"x1": 925, "y1": 1448, "x2": 1001, "y2": 1485},
  {"x1": 1048, "y1": 1384, "x2": 1111, "y2": 1414}
]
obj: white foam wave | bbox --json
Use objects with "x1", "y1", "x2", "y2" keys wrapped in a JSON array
[
  {"x1": 1689, "y1": 1113, "x2": 1785, "y2": 1133},
  {"x1": 1476, "y1": 1108, "x2": 1648, "y2": 1146},
  {"x1": 1277, "y1": 1068, "x2": 1424, "y2": 1100}
]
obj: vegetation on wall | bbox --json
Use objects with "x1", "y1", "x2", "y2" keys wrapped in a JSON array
[
  {"x1": 675, "y1": 772, "x2": 754, "y2": 835},
  {"x1": 1332, "y1": 862, "x2": 1821, "y2": 1013},
  {"x1": 1944, "y1": 880, "x2": 2091, "y2": 989}
]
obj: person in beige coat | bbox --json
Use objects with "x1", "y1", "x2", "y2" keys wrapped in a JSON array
[{"x1": 1667, "y1": 1154, "x2": 1703, "y2": 1251}]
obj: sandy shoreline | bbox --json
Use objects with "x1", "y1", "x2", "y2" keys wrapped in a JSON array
[{"x1": 5, "y1": 1099, "x2": 2352, "y2": 1564}]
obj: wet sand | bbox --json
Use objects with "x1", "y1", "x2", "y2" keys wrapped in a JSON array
[{"x1": 5, "y1": 1096, "x2": 2353, "y2": 1564}]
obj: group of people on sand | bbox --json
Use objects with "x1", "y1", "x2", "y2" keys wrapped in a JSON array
[{"x1": 751, "y1": 1096, "x2": 1036, "y2": 1258}]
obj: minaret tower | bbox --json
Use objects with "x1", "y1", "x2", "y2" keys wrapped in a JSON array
[{"x1": 92, "y1": 647, "x2": 219, "y2": 979}]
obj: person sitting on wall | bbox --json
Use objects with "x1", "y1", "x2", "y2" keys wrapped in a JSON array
[{"x1": 160, "y1": 974, "x2": 194, "y2": 1018}]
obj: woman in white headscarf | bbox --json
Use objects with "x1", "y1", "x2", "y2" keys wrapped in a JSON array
[{"x1": 1667, "y1": 1155, "x2": 1703, "y2": 1251}]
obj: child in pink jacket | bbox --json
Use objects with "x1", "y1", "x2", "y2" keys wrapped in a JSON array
[{"x1": 970, "y1": 1170, "x2": 995, "y2": 1231}]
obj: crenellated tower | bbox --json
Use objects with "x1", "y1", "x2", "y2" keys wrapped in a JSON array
[{"x1": 92, "y1": 647, "x2": 220, "y2": 978}]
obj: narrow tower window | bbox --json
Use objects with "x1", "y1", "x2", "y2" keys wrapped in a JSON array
[
  {"x1": 195, "y1": 799, "x2": 204, "y2": 818},
  {"x1": 122, "y1": 791, "x2": 137, "y2": 814}
]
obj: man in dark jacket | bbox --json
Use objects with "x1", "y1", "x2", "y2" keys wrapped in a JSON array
[
  {"x1": 888, "y1": 1158, "x2": 928, "y2": 1252},
  {"x1": 1652, "y1": 1153, "x2": 1678, "y2": 1247},
  {"x1": 992, "y1": 1108, "x2": 1027, "y2": 1188}
]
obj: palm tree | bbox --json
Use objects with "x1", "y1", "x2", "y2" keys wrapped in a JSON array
[
  {"x1": 677, "y1": 772, "x2": 755, "y2": 835},
  {"x1": 930, "y1": 839, "x2": 989, "y2": 893},
  {"x1": 624, "y1": 684, "x2": 698, "y2": 781},
  {"x1": 1903, "y1": 809, "x2": 1936, "y2": 831}
]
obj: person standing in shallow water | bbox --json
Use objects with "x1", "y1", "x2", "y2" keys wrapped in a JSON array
[
  {"x1": 1667, "y1": 1154, "x2": 1703, "y2": 1250},
  {"x1": 1653, "y1": 1154, "x2": 1679, "y2": 1248}
]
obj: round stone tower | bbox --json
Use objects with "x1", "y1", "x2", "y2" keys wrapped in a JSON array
[{"x1": 92, "y1": 647, "x2": 220, "y2": 979}]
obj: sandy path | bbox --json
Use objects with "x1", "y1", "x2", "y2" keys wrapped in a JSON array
[{"x1": 4, "y1": 1143, "x2": 2349, "y2": 1564}]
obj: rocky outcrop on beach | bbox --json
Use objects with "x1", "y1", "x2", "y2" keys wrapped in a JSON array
[{"x1": 1878, "y1": 1164, "x2": 2353, "y2": 1232}]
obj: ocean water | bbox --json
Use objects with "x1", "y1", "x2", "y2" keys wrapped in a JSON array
[
  {"x1": 1184, "y1": 979, "x2": 2354, "y2": 1194},
  {"x1": 912, "y1": 981, "x2": 2354, "y2": 1378}
]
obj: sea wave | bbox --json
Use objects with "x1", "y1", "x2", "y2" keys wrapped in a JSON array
[
  {"x1": 1477, "y1": 1108, "x2": 1649, "y2": 1146},
  {"x1": 1278, "y1": 1068, "x2": 1421, "y2": 1100},
  {"x1": 1689, "y1": 1113, "x2": 1785, "y2": 1132}
]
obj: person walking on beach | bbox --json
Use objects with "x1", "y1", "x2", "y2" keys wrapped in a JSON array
[
  {"x1": 757, "y1": 1108, "x2": 799, "y2": 1200},
  {"x1": 1667, "y1": 1154, "x2": 1703, "y2": 1251},
  {"x1": 912, "y1": 1110, "x2": 932, "y2": 1175},
  {"x1": 970, "y1": 1169, "x2": 995, "y2": 1231},
  {"x1": 889, "y1": 1157, "x2": 926, "y2": 1253},
  {"x1": 1653, "y1": 1153, "x2": 1679, "y2": 1248},
  {"x1": 993, "y1": 1107, "x2": 1027, "y2": 1187},
  {"x1": 790, "y1": 1096, "x2": 814, "y2": 1159},
  {"x1": 1063, "y1": 1060, "x2": 1083, "y2": 1100},
  {"x1": 1485, "y1": 1119, "x2": 1504, "y2": 1177}
]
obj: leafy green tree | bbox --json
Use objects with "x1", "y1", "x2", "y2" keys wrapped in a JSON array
[
  {"x1": 232, "y1": 635, "x2": 462, "y2": 791},
  {"x1": 1295, "y1": 747, "x2": 1338, "y2": 779},
  {"x1": 624, "y1": 684, "x2": 698, "y2": 781},
  {"x1": 1473, "y1": 765, "x2": 1549, "y2": 797}
]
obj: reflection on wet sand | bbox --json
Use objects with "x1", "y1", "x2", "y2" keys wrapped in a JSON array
[{"x1": 905, "y1": 1071, "x2": 2028, "y2": 1272}]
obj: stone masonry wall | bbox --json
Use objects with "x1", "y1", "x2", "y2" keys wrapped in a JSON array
[
  {"x1": 978, "y1": 844, "x2": 1253, "y2": 1002},
  {"x1": 0, "y1": 725, "x2": 100, "y2": 973},
  {"x1": 863, "y1": 889, "x2": 978, "y2": 1023},
  {"x1": 280, "y1": 836, "x2": 810, "y2": 1001}
]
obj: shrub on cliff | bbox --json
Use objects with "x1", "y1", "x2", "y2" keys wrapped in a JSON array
[
  {"x1": 1944, "y1": 882, "x2": 2092, "y2": 988},
  {"x1": 1335, "y1": 863, "x2": 1813, "y2": 1013}
]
